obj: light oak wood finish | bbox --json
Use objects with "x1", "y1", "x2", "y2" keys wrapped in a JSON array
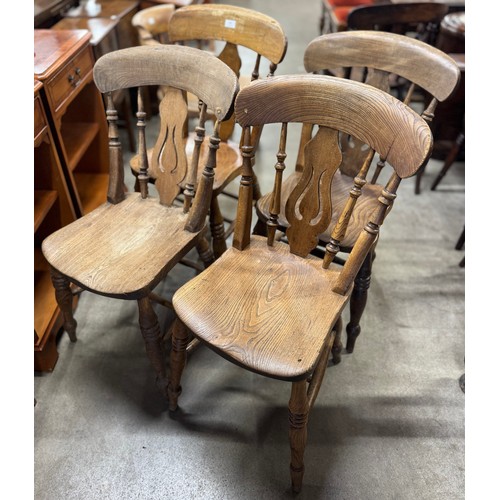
[
  {"x1": 168, "y1": 74, "x2": 432, "y2": 493},
  {"x1": 129, "y1": 3, "x2": 287, "y2": 257},
  {"x1": 41, "y1": 44, "x2": 238, "y2": 397},
  {"x1": 255, "y1": 31, "x2": 460, "y2": 353}
]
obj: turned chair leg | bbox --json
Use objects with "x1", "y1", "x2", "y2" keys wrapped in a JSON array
[
  {"x1": 455, "y1": 226, "x2": 465, "y2": 250},
  {"x1": 346, "y1": 249, "x2": 373, "y2": 353},
  {"x1": 252, "y1": 217, "x2": 267, "y2": 237},
  {"x1": 252, "y1": 171, "x2": 262, "y2": 202},
  {"x1": 137, "y1": 297, "x2": 168, "y2": 399},
  {"x1": 414, "y1": 162, "x2": 426, "y2": 194},
  {"x1": 50, "y1": 267, "x2": 77, "y2": 342},
  {"x1": 195, "y1": 234, "x2": 215, "y2": 269},
  {"x1": 167, "y1": 318, "x2": 190, "y2": 412},
  {"x1": 288, "y1": 379, "x2": 309, "y2": 493},
  {"x1": 209, "y1": 196, "x2": 227, "y2": 259},
  {"x1": 431, "y1": 131, "x2": 464, "y2": 191},
  {"x1": 133, "y1": 174, "x2": 141, "y2": 193},
  {"x1": 331, "y1": 316, "x2": 343, "y2": 365}
]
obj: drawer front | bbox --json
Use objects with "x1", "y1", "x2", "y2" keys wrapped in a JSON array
[
  {"x1": 45, "y1": 45, "x2": 95, "y2": 117},
  {"x1": 34, "y1": 95, "x2": 47, "y2": 144}
]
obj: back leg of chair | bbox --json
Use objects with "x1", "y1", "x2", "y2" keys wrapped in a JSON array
[
  {"x1": 138, "y1": 296, "x2": 168, "y2": 398},
  {"x1": 288, "y1": 379, "x2": 309, "y2": 493},
  {"x1": 209, "y1": 196, "x2": 228, "y2": 258},
  {"x1": 431, "y1": 130, "x2": 464, "y2": 191},
  {"x1": 195, "y1": 234, "x2": 215, "y2": 269},
  {"x1": 50, "y1": 267, "x2": 77, "y2": 342},
  {"x1": 345, "y1": 248, "x2": 374, "y2": 354}
]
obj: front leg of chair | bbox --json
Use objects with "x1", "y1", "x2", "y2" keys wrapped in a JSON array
[
  {"x1": 346, "y1": 249, "x2": 373, "y2": 353},
  {"x1": 50, "y1": 267, "x2": 77, "y2": 342},
  {"x1": 289, "y1": 379, "x2": 309, "y2": 493},
  {"x1": 167, "y1": 317, "x2": 190, "y2": 412},
  {"x1": 252, "y1": 171, "x2": 262, "y2": 202},
  {"x1": 209, "y1": 196, "x2": 227, "y2": 259},
  {"x1": 138, "y1": 296, "x2": 168, "y2": 399}
]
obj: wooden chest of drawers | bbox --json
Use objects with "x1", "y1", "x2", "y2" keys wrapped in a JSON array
[{"x1": 34, "y1": 29, "x2": 109, "y2": 218}]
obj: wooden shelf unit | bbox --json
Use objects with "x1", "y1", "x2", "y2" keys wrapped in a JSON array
[
  {"x1": 34, "y1": 29, "x2": 109, "y2": 218},
  {"x1": 34, "y1": 78, "x2": 78, "y2": 372}
]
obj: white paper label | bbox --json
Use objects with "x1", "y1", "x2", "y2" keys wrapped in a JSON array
[{"x1": 224, "y1": 19, "x2": 236, "y2": 29}]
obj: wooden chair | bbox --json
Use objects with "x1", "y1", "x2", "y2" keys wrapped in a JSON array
[
  {"x1": 41, "y1": 45, "x2": 239, "y2": 400},
  {"x1": 320, "y1": 0, "x2": 374, "y2": 34},
  {"x1": 167, "y1": 74, "x2": 433, "y2": 493},
  {"x1": 347, "y1": 1, "x2": 449, "y2": 45},
  {"x1": 129, "y1": 3, "x2": 288, "y2": 258},
  {"x1": 254, "y1": 31, "x2": 460, "y2": 355}
]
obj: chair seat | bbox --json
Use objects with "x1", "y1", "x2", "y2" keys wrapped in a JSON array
[
  {"x1": 255, "y1": 171, "x2": 384, "y2": 249},
  {"x1": 130, "y1": 132, "x2": 242, "y2": 195},
  {"x1": 173, "y1": 236, "x2": 349, "y2": 380},
  {"x1": 41, "y1": 193, "x2": 203, "y2": 298}
]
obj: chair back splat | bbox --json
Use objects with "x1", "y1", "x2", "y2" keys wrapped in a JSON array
[
  {"x1": 235, "y1": 74, "x2": 432, "y2": 264},
  {"x1": 130, "y1": 3, "x2": 288, "y2": 257},
  {"x1": 94, "y1": 44, "x2": 237, "y2": 230},
  {"x1": 168, "y1": 74, "x2": 432, "y2": 493}
]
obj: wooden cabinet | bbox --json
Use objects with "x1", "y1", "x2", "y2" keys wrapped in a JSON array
[
  {"x1": 34, "y1": 29, "x2": 109, "y2": 218},
  {"x1": 34, "y1": 79, "x2": 78, "y2": 372},
  {"x1": 34, "y1": 29, "x2": 110, "y2": 371}
]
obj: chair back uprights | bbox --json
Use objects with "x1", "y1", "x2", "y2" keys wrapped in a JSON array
[
  {"x1": 93, "y1": 44, "x2": 239, "y2": 230},
  {"x1": 234, "y1": 75, "x2": 432, "y2": 289},
  {"x1": 168, "y1": 3, "x2": 287, "y2": 142}
]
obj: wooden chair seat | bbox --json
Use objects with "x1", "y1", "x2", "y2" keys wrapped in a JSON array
[
  {"x1": 173, "y1": 236, "x2": 349, "y2": 380},
  {"x1": 130, "y1": 132, "x2": 242, "y2": 196},
  {"x1": 256, "y1": 170, "x2": 383, "y2": 249},
  {"x1": 42, "y1": 193, "x2": 203, "y2": 298}
]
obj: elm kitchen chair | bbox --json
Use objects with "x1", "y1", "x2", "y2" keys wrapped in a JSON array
[
  {"x1": 166, "y1": 74, "x2": 433, "y2": 493},
  {"x1": 254, "y1": 31, "x2": 460, "y2": 355},
  {"x1": 129, "y1": 3, "x2": 288, "y2": 257},
  {"x1": 41, "y1": 44, "x2": 239, "y2": 400}
]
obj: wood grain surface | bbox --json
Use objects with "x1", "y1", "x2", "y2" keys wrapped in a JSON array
[
  {"x1": 235, "y1": 74, "x2": 432, "y2": 179},
  {"x1": 168, "y1": 3, "x2": 287, "y2": 64},
  {"x1": 93, "y1": 44, "x2": 239, "y2": 121},
  {"x1": 42, "y1": 193, "x2": 203, "y2": 298},
  {"x1": 304, "y1": 31, "x2": 460, "y2": 102},
  {"x1": 173, "y1": 237, "x2": 348, "y2": 380}
]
